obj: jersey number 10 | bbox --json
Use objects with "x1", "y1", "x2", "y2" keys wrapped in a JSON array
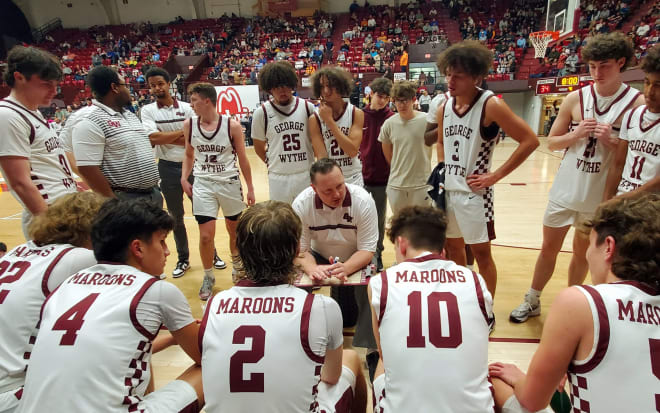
[{"x1": 407, "y1": 291, "x2": 462, "y2": 348}]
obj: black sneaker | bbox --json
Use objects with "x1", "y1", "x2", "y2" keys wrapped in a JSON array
[
  {"x1": 172, "y1": 261, "x2": 190, "y2": 278},
  {"x1": 488, "y1": 315, "x2": 496, "y2": 336},
  {"x1": 214, "y1": 253, "x2": 227, "y2": 269},
  {"x1": 377, "y1": 255, "x2": 384, "y2": 272}
]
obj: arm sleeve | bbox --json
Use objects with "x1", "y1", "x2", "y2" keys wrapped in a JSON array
[
  {"x1": 357, "y1": 194, "x2": 378, "y2": 252},
  {"x1": 377, "y1": 119, "x2": 391, "y2": 144},
  {"x1": 0, "y1": 109, "x2": 31, "y2": 158},
  {"x1": 136, "y1": 281, "x2": 195, "y2": 335},
  {"x1": 73, "y1": 118, "x2": 107, "y2": 166},
  {"x1": 47, "y1": 248, "x2": 97, "y2": 293},
  {"x1": 139, "y1": 105, "x2": 159, "y2": 135},
  {"x1": 250, "y1": 106, "x2": 266, "y2": 141},
  {"x1": 308, "y1": 295, "x2": 344, "y2": 355},
  {"x1": 293, "y1": 197, "x2": 312, "y2": 252}
]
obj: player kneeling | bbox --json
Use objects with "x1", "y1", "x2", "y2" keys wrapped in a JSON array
[
  {"x1": 0, "y1": 192, "x2": 102, "y2": 413},
  {"x1": 17, "y1": 199, "x2": 204, "y2": 413},
  {"x1": 199, "y1": 201, "x2": 367, "y2": 413},
  {"x1": 490, "y1": 193, "x2": 660, "y2": 412},
  {"x1": 369, "y1": 205, "x2": 497, "y2": 412}
]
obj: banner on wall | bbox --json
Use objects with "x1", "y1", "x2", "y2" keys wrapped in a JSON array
[
  {"x1": 214, "y1": 85, "x2": 260, "y2": 116},
  {"x1": 393, "y1": 72, "x2": 407, "y2": 81}
]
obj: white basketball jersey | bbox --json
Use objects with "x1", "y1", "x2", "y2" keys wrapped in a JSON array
[
  {"x1": 568, "y1": 282, "x2": 660, "y2": 412},
  {"x1": 200, "y1": 283, "x2": 327, "y2": 413},
  {"x1": 261, "y1": 97, "x2": 315, "y2": 175},
  {"x1": 549, "y1": 84, "x2": 641, "y2": 212},
  {"x1": 0, "y1": 99, "x2": 76, "y2": 205},
  {"x1": 0, "y1": 242, "x2": 77, "y2": 393},
  {"x1": 315, "y1": 103, "x2": 362, "y2": 178},
  {"x1": 617, "y1": 105, "x2": 660, "y2": 194},
  {"x1": 442, "y1": 89, "x2": 498, "y2": 193},
  {"x1": 369, "y1": 253, "x2": 495, "y2": 413},
  {"x1": 189, "y1": 114, "x2": 238, "y2": 181},
  {"x1": 17, "y1": 264, "x2": 160, "y2": 413}
]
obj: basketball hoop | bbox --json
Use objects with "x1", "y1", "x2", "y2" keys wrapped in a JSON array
[{"x1": 530, "y1": 31, "x2": 559, "y2": 59}]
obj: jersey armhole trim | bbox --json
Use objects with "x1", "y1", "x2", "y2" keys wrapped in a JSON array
[
  {"x1": 129, "y1": 277, "x2": 161, "y2": 341},
  {"x1": 300, "y1": 294, "x2": 325, "y2": 364},
  {"x1": 198, "y1": 294, "x2": 215, "y2": 355},
  {"x1": 0, "y1": 105, "x2": 36, "y2": 144},
  {"x1": 305, "y1": 100, "x2": 311, "y2": 117},
  {"x1": 472, "y1": 271, "x2": 489, "y2": 324},
  {"x1": 262, "y1": 104, "x2": 268, "y2": 132},
  {"x1": 479, "y1": 95, "x2": 498, "y2": 142},
  {"x1": 569, "y1": 285, "x2": 610, "y2": 374},
  {"x1": 378, "y1": 270, "x2": 388, "y2": 326},
  {"x1": 579, "y1": 87, "x2": 585, "y2": 121},
  {"x1": 41, "y1": 247, "x2": 76, "y2": 297},
  {"x1": 187, "y1": 118, "x2": 193, "y2": 144},
  {"x1": 626, "y1": 106, "x2": 640, "y2": 130}
]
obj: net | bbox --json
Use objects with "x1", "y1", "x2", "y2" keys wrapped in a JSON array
[{"x1": 530, "y1": 31, "x2": 559, "y2": 58}]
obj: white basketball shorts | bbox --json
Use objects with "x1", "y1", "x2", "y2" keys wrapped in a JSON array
[
  {"x1": 543, "y1": 199, "x2": 594, "y2": 228},
  {"x1": 445, "y1": 189, "x2": 496, "y2": 244},
  {"x1": 269, "y1": 171, "x2": 310, "y2": 204},
  {"x1": 192, "y1": 176, "x2": 245, "y2": 219},
  {"x1": 139, "y1": 380, "x2": 199, "y2": 413},
  {"x1": 317, "y1": 365, "x2": 356, "y2": 413},
  {"x1": 0, "y1": 386, "x2": 22, "y2": 413}
]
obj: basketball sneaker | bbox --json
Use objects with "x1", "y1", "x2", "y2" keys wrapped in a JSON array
[
  {"x1": 214, "y1": 253, "x2": 227, "y2": 269},
  {"x1": 172, "y1": 261, "x2": 190, "y2": 278},
  {"x1": 509, "y1": 295, "x2": 541, "y2": 323},
  {"x1": 199, "y1": 275, "x2": 215, "y2": 301}
]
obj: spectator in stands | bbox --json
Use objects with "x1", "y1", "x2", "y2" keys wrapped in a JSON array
[
  {"x1": 418, "y1": 89, "x2": 431, "y2": 112},
  {"x1": 400, "y1": 48, "x2": 408, "y2": 73}
]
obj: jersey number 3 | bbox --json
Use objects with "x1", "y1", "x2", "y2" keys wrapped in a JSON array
[{"x1": 407, "y1": 291, "x2": 462, "y2": 348}]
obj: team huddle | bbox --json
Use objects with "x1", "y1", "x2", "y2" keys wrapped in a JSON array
[{"x1": 0, "y1": 32, "x2": 659, "y2": 413}]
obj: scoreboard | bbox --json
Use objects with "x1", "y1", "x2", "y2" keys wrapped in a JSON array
[{"x1": 535, "y1": 75, "x2": 593, "y2": 95}]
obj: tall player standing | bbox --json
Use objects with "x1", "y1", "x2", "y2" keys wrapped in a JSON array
[
  {"x1": 510, "y1": 33, "x2": 644, "y2": 323},
  {"x1": 309, "y1": 67, "x2": 365, "y2": 186},
  {"x1": 0, "y1": 192, "x2": 102, "y2": 413},
  {"x1": 436, "y1": 41, "x2": 539, "y2": 297},
  {"x1": 200, "y1": 201, "x2": 367, "y2": 413},
  {"x1": 369, "y1": 206, "x2": 495, "y2": 412},
  {"x1": 490, "y1": 193, "x2": 660, "y2": 412},
  {"x1": 17, "y1": 199, "x2": 204, "y2": 413},
  {"x1": 604, "y1": 44, "x2": 660, "y2": 199},
  {"x1": 251, "y1": 62, "x2": 315, "y2": 203},
  {"x1": 0, "y1": 46, "x2": 76, "y2": 238},
  {"x1": 181, "y1": 83, "x2": 255, "y2": 300}
]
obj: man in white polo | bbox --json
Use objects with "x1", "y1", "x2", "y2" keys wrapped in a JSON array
[{"x1": 292, "y1": 157, "x2": 379, "y2": 376}]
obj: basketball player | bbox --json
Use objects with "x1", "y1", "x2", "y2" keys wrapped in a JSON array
[
  {"x1": 379, "y1": 80, "x2": 433, "y2": 214},
  {"x1": 510, "y1": 33, "x2": 644, "y2": 323},
  {"x1": 309, "y1": 67, "x2": 365, "y2": 186},
  {"x1": 16, "y1": 198, "x2": 204, "y2": 412},
  {"x1": 604, "y1": 44, "x2": 660, "y2": 199},
  {"x1": 369, "y1": 205, "x2": 495, "y2": 412},
  {"x1": 181, "y1": 82, "x2": 255, "y2": 300},
  {"x1": 200, "y1": 201, "x2": 367, "y2": 413},
  {"x1": 251, "y1": 61, "x2": 315, "y2": 203},
  {"x1": 0, "y1": 192, "x2": 102, "y2": 413},
  {"x1": 140, "y1": 68, "x2": 202, "y2": 278},
  {"x1": 436, "y1": 41, "x2": 539, "y2": 296},
  {"x1": 0, "y1": 46, "x2": 76, "y2": 238},
  {"x1": 490, "y1": 193, "x2": 660, "y2": 412}
]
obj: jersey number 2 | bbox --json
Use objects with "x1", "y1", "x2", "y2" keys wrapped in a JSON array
[
  {"x1": 407, "y1": 291, "x2": 462, "y2": 348},
  {"x1": 230, "y1": 325, "x2": 266, "y2": 392},
  {"x1": 0, "y1": 261, "x2": 31, "y2": 304},
  {"x1": 52, "y1": 293, "x2": 100, "y2": 345}
]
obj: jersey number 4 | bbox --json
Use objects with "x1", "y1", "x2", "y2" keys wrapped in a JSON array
[
  {"x1": 230, "y1": 325, "x2": 266, "y2": 392},
  {"x1": 407, "y1": 291, "x2": 462, "y2": 348},
  {"x1": 0, "y1": 260, "x2": 31, "y2": 304},
  {"x1": 52, "y1": 293, "x2": 100, "y2": 345}
]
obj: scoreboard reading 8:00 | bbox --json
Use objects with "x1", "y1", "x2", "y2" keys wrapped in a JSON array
[{"x1": 535, "y1": 75, "x2": 593, "y2": 95}]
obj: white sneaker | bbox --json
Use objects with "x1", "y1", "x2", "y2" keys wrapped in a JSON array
[
  {"x1": 199, "y1": 276, "x2": 215, "y2": 301},
  {"x1": 214, "y1": 253, "x2": 227, "y2": 269},
  {"x1": 509, "y1": 296, "x2": 541, "y2": 323},
  {"x1": 172, "y1": 261, "x2": 190, "y2": 278}
]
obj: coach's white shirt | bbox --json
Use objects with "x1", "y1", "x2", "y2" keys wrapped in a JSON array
[
  {"x1": 292, "y1": 184, "x2": 378, "y2": 262},
  {"x1": 140, "y1": 99, "x2": 193, "y2": 162}
]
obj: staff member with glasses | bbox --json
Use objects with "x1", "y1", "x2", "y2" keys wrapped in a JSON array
[
  {"x1": 378, "y1": 80, "x2": 433, "y2": 214},
  {"x1": 73, "y1": 66, "x2": 162, "y2": 206}
]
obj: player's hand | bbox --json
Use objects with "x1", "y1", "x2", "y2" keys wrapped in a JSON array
[
  {"x1": 181, "y1": 179, "x2": 193, "y2": 198},
  {"x1": 466, "y1": 172, "x2": 499, "y2": 191},
  {"x1": 327, "y1": 262, "x2": 349, "y2": 282},
  {"x1": 309, "y1": 264, "x2": 333, "y2": 282},
  {"x1": 573, "y1": 118, "x2": 597, "y2": 139},
  {"x1": 246, "y1": 187, "x2": 256, "y2": 206},
  {"x1": 318, "y1": 101, "x2": 333, "y2": 124},
  {"x1": 488, "y1": 362, "x2": 526, "y2": 387},
  {"x1": 593, "y1": 122, "x2": 618, "y2": 149}
]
